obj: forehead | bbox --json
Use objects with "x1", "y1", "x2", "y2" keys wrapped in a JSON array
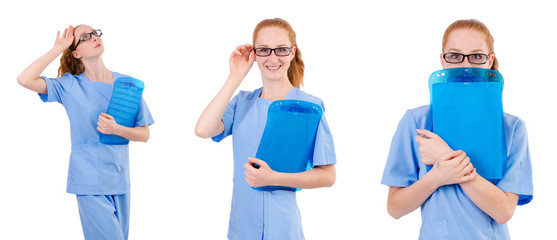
[
  {"x1": 74, "y1": 25, "x2": 95, "y2": 37},
  {"x1": 254, "y1": 27, "x2": 291, "y2": 47},
  {"x1": 445, "y1": 29, "x2": 488, "y2": 53}
]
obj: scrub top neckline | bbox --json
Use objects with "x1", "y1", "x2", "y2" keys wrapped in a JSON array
[
  {"x1": 257, "y1": 87, "x2": 296, "y2": 102},
  {"x1": 79, "y1": 72, "x2": 116, "y2": 85}
]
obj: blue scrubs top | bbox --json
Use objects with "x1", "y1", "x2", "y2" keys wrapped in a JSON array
[
  {"x1": 212, "y1": 87, "x2": 336, "y2": 240},
  {"x1": 39, "y1": 72, "x2": 154, "y2": 195},
  {"x1": 381, "y1": 105, "x2": 533, "y2": 240}
]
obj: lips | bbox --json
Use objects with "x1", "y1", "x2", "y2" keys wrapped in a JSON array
[
  {"x1": 95, "y1": 43, "x2": 101, "y2": 48},
  {"x1": 266, "y1": 65, "x2": 281, "y2": 70}
]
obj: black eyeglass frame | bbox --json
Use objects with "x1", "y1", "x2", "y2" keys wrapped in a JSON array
[
  {"x1": 253, "y1": 47, "x2": 293, "y2": 57},
  {"x1": 75, "y1": 29, "x2": 103, "y2": 49},
  {"x1": 443, "y1": 52, "x2": 491, "y2": 64}
]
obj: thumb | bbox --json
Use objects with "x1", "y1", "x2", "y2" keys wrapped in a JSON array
[
  {"x1": 101, "y1": 113, "x2": 113, "y2": 119},
  {"x1": 417, "y1": 129, "x2": 440, "y2": 139},
  {"x1": 248, "y1": 157, "x2": 266, "y2": 166}
]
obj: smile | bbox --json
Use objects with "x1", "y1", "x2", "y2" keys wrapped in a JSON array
[{"x1": 266, "y1": 65, "x2": 281, "y2": 70}]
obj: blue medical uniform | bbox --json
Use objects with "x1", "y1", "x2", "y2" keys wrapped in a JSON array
[
  {"x1": 212, "y1": 87, "x2": 336, "y2": 240},
  {"x1": 381, "y1": 105, "x2": 533, "y2": 240},
  {"x1": 38, "y1": 72, "x2": 154, "y2": 240}
]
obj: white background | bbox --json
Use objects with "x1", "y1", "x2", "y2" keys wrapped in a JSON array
[{"x1": 1, "y1": 0, "x2": 555, "y2": 239}]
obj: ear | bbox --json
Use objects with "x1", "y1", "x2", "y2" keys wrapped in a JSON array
[
  {"x1": 488, "y1": 53, "x2": 495, "y2": 69},
  {"x1": 291, "y1": 46, "x2": 296, "y2": 61},
  {"x1": 72, "y1": 50, "x2": 81, "y2": 59}
]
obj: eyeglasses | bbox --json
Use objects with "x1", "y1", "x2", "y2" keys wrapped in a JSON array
[
  {"x1": 443, "y1": 52, "x2": 490, "y2": 64},
  {"x1": 254, "y1": 47, "x2": 292, "y2": 57},
  {"x1": 75, "y1": 29, "x2": 102, "y2": 49}
]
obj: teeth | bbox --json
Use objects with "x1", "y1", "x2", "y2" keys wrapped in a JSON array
[{"x1": 267, "y1": 66, "x2": 280, "y2": 70}]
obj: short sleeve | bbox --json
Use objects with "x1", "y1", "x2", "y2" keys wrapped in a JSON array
[
  {"x1": 212, "y1": 94, "x2": 238, "y2": 142},
  {"x1": 381, "y1": 110, "x2": 421, "y2": 187},
  {"x1": 312, "y1": 113, "x2": 336, "y2": 166},
  {"x1": 37, "y1": 73, "x2": 75, "y2": 103},
  {"x1": 496, "y1": 119, "x2": 533, "y2": 205},
  {"x1": 134, "y1": 97, "x2": 154, "y2": 127}
]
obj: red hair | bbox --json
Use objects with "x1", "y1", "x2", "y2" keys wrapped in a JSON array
[
  {"x1": 253, "y1": 18, "x2": 305, "y2": 88},
  {"x1": 57, "y1": 25, "x2": 85, "y2": 77},
  {"x1": 442, "y1": 19, "x2": 499, "y2": 71}
]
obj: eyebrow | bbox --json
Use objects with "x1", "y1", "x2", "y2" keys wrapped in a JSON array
[
  {"x1": 256, "y1": 44, "x2": 290, "y2": 48},
  {"x1": 446, "y1": 48, "x2": 486, "y2": 53}
]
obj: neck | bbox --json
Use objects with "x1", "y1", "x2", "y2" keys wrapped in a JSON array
[
  {"x1": 260, "y1": 78, "x2": 294, "y2": 101},
  {"x1": 82, "y1": 57, "x2": 112, "y2": 83}
]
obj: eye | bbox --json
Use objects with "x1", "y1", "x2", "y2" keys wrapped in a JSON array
[
  {"x1": 257, "y1": 48, "x2": 270, "y2": 53},
  {"x1": 80, "y1": 33, "x2": 91, "y2": 41},
  {"x1": 471, "y1": 54, "x2": 484, "y2": 60},
  {"x1": 277, "y1": 47, "x2": 290, "y2": 53},
  {"x1": 448, "y1": 53, "x2": 461, "y2": 59}
]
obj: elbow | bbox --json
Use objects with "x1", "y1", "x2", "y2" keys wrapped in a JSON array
[
  {"x1": 194, "y1": 125, "x2": 212, "y2": 139},
  {"x1": 494, "y1": 209, "x2": 515, "y2": 225},
  {"x1": 17, "y1": 76, "x2": 28, "y2": 87},
  {"x1": 386, "y1": 204, "x2": 403, "y2": 220},
  {"x1": 324, "y1": 173, "x2": 336, "y2": 187}
]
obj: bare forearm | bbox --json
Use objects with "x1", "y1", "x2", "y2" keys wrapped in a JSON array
[
  {"x1": 195, "y1": 75, "x2": 242, "y2": 138},
  {"x1": 18, "y1": 47, "x2": 64, "y2": 93},
  {"x1": 272, "y1": 165, "x2": 336, "y2": 189},
  {"x1": 387, "y1": 172, "x2": 440, "y2": 219},
  {"x1": 459, "y1": 176, "x2": 518, "y2": 224},
  {"x1": 115, "y1": 125, "x2": 150, "y2": 142}
]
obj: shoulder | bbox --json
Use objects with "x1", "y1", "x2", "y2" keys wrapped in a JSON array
[
  {"x1": 400, "y1": 105, "x2": 430, "y2": 128},
  {"x1": 236, "y1": 87, "x2": 262, "y2": 101},
  {"x1": 112, "y1": 72, "x2": 132, "y2": 80},
  {"x1": 289, "y1": 88, "x2": 325, "y2": 109}
]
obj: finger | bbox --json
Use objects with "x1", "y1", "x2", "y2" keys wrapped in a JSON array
[
  {"x1": 56, "y1": 31, "x2": 61, "y2": 40},
  {"x1": 416, "y1": 129, "x2": 440, "y2": 139},
  {"x1": 459, "y1": 168, "x2": 477, "y2": 182},
  {"x1": 459, "y1": 158, "x2": 473, "y2": 176},
  {"x1": 97, "y1": 126, "x2": 104, "y2": 133},
  {"x1": 101, "y1": 113, "x2": 113, "y2": 119},
  {"x1": 441, "y1": 150, "x2": 463, "y2": 162},
  {"x1": 414, "y1": 135, "x2": 426, "y2": 145},
  {"x1": 248, "y1": 157, "x2": 266, "y2": 167}
]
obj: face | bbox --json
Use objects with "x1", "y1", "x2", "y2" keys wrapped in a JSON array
[
  {"x1": 440, "y1": 29, "x2": 494, "y2": 69},
  {"x1": 254, "y1": 27, "x2": 296, "y2": 82},
  {"x1": 72, "y1": 25, "x2": 104, "y2": 59}
]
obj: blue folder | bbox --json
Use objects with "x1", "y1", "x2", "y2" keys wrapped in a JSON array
[
  {"x1": 254, "y1": 100, "x2": 323, "y2": 191},
  {"x1": 100, "y1": 77, "x2": 145, "y2": 145},
  {"x1": 428, "y1": 68, "x2": 505, "y2": 180}
]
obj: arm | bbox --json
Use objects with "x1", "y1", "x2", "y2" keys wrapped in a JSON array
[
  {"x1": 416, "y1": 129, "x2": 519, "y2": 224},
  {"x1": 244, "y1": 157, "x2": 336, "y2": 189},
  {"x1": 459, "y1": 176, "x2": 518, "y2": 224},
  {"x1": 195, "y1": 44, "x2": 255, "y2": 138},
  {"x1": 97, "y1": 113, "x2": 150, "y2": 142},
  {"x1": 387, "y1": 150, "x2": 476, "y2": 219},
  {"x1": 17, "y1": 26, "x2": 74, "y2": 94}
]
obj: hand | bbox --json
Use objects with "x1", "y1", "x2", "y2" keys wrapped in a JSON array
[
  {"x1": 415, "y1": 129, "x2": 453, "y2": 165},
  {"x1": 97, "y1": 113, "x2": 120, "y2": 135},
  {"x1": 244, "y1": 157, "x2": 276, "y2": 188},
  {"x1": 53, "y1": 25, "x2": 75, "y2": 52},
  {"x1": 429, "y1": 150, "x2": 477, "y2": 187},
  {"x1": 229, "y1": 44, "x2": 255, "y2": 81}
]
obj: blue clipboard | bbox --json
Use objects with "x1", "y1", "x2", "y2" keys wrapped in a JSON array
[
  {"x1": 100, "y1": 77, "x2": 144, "y2": 145},
  {"x1": 253, "y1": 100, "x2": 323, "y2": 191},
  {"x1": 428, "y1": 68, "x2": 506, "y2": 180}
]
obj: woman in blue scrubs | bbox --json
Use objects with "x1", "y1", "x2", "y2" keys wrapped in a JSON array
[
  {"x1": 381, "y1": 19, "x2": 533, "y2": 239},
  {"x1": 196, "y1": 18, "x2": 336, "y2": 240},
  {"x1": 18, "y1": 25, "x2": 154, "y2": 240}
]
